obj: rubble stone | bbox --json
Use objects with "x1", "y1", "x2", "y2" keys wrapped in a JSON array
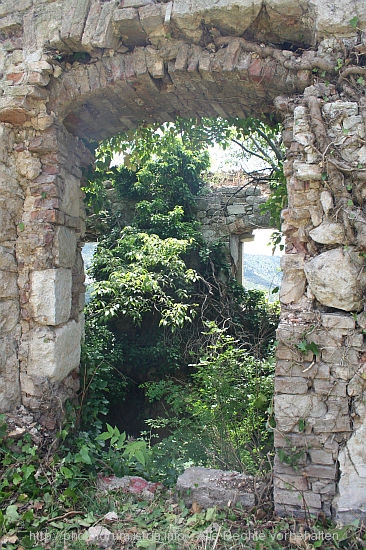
[{"x1": 176, "y1": 467, "x2": 262, "y2": 509}]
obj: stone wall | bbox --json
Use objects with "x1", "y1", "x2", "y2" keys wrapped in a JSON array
[
  {"x1": 274, "y1": 92, "x2": 366, "y2": 522},
  {"x1": 195, "y1": 176, "x2": 271, "y2": 280},
  {"x1": 0, "y1": 0, "x2": 366, "y2": 520},
  {"x1": 89, "y1": 173, "x2": 272, "y2": 280}
]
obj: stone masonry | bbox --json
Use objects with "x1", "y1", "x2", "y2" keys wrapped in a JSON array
[{"x1": 0, "y1": 0, "x2": 366, "y2": 521}]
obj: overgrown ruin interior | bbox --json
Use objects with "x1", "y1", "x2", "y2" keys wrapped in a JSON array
[{"x1": 1, "y1": 0, "x2": 366, "y2": 521}]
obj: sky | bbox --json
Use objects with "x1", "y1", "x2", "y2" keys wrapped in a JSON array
[{"x1": 244, "y1": 229, "x2": 283, "y2": 257}]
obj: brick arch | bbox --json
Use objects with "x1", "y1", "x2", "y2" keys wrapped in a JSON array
[
  {"x1": 1, "y1": 0, "x2": 366, "y2": 523},
  {"x1": 47, "y1": 41, "x2": 311, "y2": 141}
]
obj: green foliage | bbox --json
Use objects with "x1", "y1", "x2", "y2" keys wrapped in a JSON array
[
  {"x1": 2, "y1": 413, "x2": 364, "y2": 549},
  {"x1": 260, "y1": 163, "x2": 287, "y2": 230},
  {"x1": 83, "y1": 116, "x2": 287, "y2": 229},
  {"x1": 95, "y1": 424, "x2": 152, "y2": 476},
  {"x1": 277, "y1": 447, "x2": 305, "y2": 471},
  {"x1": 78, "y1": 318, "x2": 126, "y2": 432},
  {"x1": 89, "y1": 228, "x2": 199, "y2": 329},
  {"x1": 79, "y1": 115, "x2": 284, "y2": 493},
  {"x1": 296, "y1": 339, "x2": 320, "y2": 356},
  {"x1": 144, "y1": 324, "x2": 274, "y2": 476}
]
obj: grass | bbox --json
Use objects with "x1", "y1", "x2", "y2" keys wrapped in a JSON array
[
  {"x1": 1, "y1": 416, "x2": 366, "y2": 550},
  {"x1": 2, "y1": 474, "x2": 366, "y2": 549}
]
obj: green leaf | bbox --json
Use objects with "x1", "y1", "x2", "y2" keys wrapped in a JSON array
[
  {"x1": 349, "y1": 16, "x2": 359, "y2": 28},
  {"x1": 75, "y1": 445, "x2": 92, "y2": 465},
  {"x1": 5, "y1": 504, "x2": 20, "y2": 523},
  {"x1": 134, "y1": 450, "x2": 146, "y2": 467},
  {"x1": 12, "y1": 472, "x2": 22, "y2": 486},
  {"x1": 60, "y1": 466, "x2": 74, "y2": 479},
  {"x1": 298, "y1": 418, "x2": 305, "y2": 432},
  {"x1": 23, "y1": 465, "x2": 35, "y2": 479},
  {"x1": 205, "y1": 507, "x2": 217, "y2": 521}
]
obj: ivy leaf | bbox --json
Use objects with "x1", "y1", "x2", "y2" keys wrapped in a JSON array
[
  {"x1": 298, "y1": 418, "x2": 306, "y2": 432},
  {"x1": 74, "y1": 445, "x2": 92, "y2": 465},
  {"x1": 5, "y1": 504, "x2": 19, "y2": 523},
  {"x1": 349, "y1": 16, "x2": 359, "y2": 28}
]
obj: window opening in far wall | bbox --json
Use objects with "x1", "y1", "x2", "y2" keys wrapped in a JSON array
[{"x1": 242, "y1": 229, "x2": 283, "y2": 301}]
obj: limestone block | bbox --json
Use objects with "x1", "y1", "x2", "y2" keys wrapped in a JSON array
[
  {"x1": 315, "y1": 0, "x2": 366, "y2": 39},
  {"x1": 334, "y1": 404, "x2": 366, "y2": 521},
  {"x1": 28, "y1": 320, "x2": 82, "y2": 382},
  {"x1": 0, "y1": 246, "x2": 17, "y2": 271},
  {"x1": 274, "y1": 488, "x2": 321, "y2": 511},
  {"x1": 60, "y1": 0, "x2": 92, "y2": 50},
  {"x1": 303, "y1": 463, "x2": 336, "y2": 480},
  {"x1": 172, "y1": 0, "x2": 262, "y2": 42},
  {"x1": 176, "y1": 467, "x2": 259, "y2": 508},
  {"x1": 322, "y1": 101, "x2": 359, "y2": 121},
  {"x1": 0, "y1": 125, "x2": 13, "y2": 163},
  {"x1": 293, "y1": 106, "x2": 314, "y2": 147},
  {"x1": 279, "y1": 254, "x2": 306, "y2": 305},
  {"x1": 112, "y1": 7, "x2": 147, "y2": 48},
  {"x1": 0, "y1": 271, "x2": 18, "y2": 299},
  {"x1": 309, "y1": 221, "x2": 345, "y2": 245},
  {"x1": 0, "y1": 300, "x2": 19, "y2": 333},
  {"x1": 227, "y1": 204, "x2": 246, "y2": 215},
  {"x1": 276, "y1": 359, "x2": 330, "y2": 379},
  {"x1": 312, "y1": 481, "x2": 336, "y2": 494},
  {"x1": 275, "y1": 474, "x2": 309, "y2": 491},
  {"x1": 139, "y1": 4, "x2": 166, "y2": 46},
  {"x1": 0, "y1": 0, "x2": 32, "y2": 18},
  {"x1": 145, "y1": 47, "x2": 165, "y2": 78},
  {"x1": 16, "y1": 151, "x2": 42, "y2": 180},
  {"x1": 313, "y1": 378, "x2": 347, "y2": 398},
  {"x1": 308, "y1": 206, "x2": 323, "y2": 227},
  {"x1": 347, "y1": 368, "x2": 366, "y2": 397},
  {"x1": 320, "y1": 191, "x2": 333, "y2": 218},
  {"x1": 293, "y1": 161, "x2": 322, "y2": 181},
  {"x1": 0, "y1": 337, "x2": 21, "y2": 412},
  {"x1": 30, "y1": 268, "x2": 72, "y2": 326},
  {"x1": 276, "y1": 395, "x2": 327, "y2": 433},
  {"x1": 60, "y1": 172, "x2": 80, "y2": 218},
  {"x1": 265, "y1": 0, "x2": 314, "y2": 43},
  {"x1": 343, "y1": 115, "x2": 364, "y2": 135},
  {"x1": 309, "y1": 449, "x2": 335, "y2": 465},
  {"x1": 53, "y1": 227, "x2": 77, "y2": 268},
  {"x1": 82, "y1": 1, "x2": 119, "y2": 51},
  {"x1": 120, "y1": 0, "x2": 154, "y2": 7},
  {"x1": 275, "y1": 376, "x2": 309, "y2": 394},
  {"x1": 321, "y1": 313, "x2": 355, "y2": 331},
  {"x1": 304, "y1": 247, "x2": 366, "y2": 312},
  {"x1": 0, "y1": 207, "x2": 17, "y2": 243},
  {"x1": 31, "y1": 2, "x2": 64, "y2": 50}
]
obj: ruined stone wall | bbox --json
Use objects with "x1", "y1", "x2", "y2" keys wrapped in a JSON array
[
  {"x1": 88, "y1": 174, "x2": 272, "y2": 280},
  {"x1": 274, "y1": 89, "x2": 366, "y2": 522},
  {"x1": 196, "y1": 177, "x2": 271, "y2": 280},
  {"x1": 0, "y1": 0, "x2": 366, "y2": 520}
]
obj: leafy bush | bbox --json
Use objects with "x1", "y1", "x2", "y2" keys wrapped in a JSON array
[{"x1": 144, "y1": 324, "x2": 274, "y2": 477}]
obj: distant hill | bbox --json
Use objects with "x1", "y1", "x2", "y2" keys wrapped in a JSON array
[{"x1": 243, "y1": 254, "x2": 282, "y2": 297}]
